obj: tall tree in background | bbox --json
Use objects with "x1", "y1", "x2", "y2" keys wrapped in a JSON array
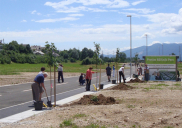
[
  {"x1": 119, "y1": 52, "x2": 126, "y2": 62},
  {"x1": 80, "y1": 47, "x2": 89, "y2": 60}
]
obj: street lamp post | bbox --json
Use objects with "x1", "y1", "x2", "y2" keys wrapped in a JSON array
[
  {"x1": 145, "y1": 34, "x2": 148, "y2": 55},
  {"x1": 162, "y1": 43, "x2": 163, "y2": 55},
  {"x1": 127, "y1": 15, "x2": 132, "y2": 78}
]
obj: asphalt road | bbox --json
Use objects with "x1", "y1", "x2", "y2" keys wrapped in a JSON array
[{"x1": 0, "y1": 66, "x2": 136, "y2": 119}]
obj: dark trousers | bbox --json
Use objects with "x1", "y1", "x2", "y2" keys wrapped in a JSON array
[
  {"x1": 31, "y1": 82, "x2": 40, "y2": 101},
  {"x1": 145, "y1": 73, "x2": 149, "y2": 81},
  {"x1": 119, "y1": 71, "x2": 126, "y2": 83},
  {"x1": 58, "y1": 71, "x2": 64, "y2": 82},
  {"x1": 86, "y1": 79, "x2": 91, "y2": 91},
  {"x1": 80, "y1": 79, "x2": 85, "y2": 85}
]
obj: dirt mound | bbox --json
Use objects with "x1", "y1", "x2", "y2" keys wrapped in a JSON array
[
  {"x1": 127, "y1": 78, "x2": 144, "y2": 83},
  {"x1": 110, "y1": 83, "x2": 134, "y2": 90},
  {"x1": 61, "y1": 94, "x2": 118, "y2": 107}
]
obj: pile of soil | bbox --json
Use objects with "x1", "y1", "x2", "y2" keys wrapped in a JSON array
[
  {"x1": 62, "y1": 94, "x2": 118, "y2": 106},
  {"x1": 127, "y1": 78, "x2": 144, "y2": 83},
  {"x1": 110, "y1": 83, "x2": 134, "y2": 90}
]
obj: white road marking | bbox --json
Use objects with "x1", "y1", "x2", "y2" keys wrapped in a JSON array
[
  {"x1": 22, "y1": 89, "x2": 32, "y2": 92},
  {"x1": 0, "y1": 95, "x2": 2, "y2": 97},
  {"x1": 56, "y1": 82, "x2": 68, "y2": 86}
]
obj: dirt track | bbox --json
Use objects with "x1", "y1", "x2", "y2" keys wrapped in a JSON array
[{"x1": 0, "y1": 72, "x2": 80, "y2": 86}]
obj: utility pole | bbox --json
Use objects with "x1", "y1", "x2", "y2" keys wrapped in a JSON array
[
  {"x1": 159, "y1": 46, "x2": 160, "y2": 55},
  {"x1": 145, "y1": 34, "x2": 148, "y2": 55},
  {"x1": 162, "y1": 43, "x2": 163, "y2": 55},
  {"x1": 179, "y1": 46, "x2": 181, "y2": 62},
  {"x1": 127, "y1": 15, "x2": 132, "y2": 78}
]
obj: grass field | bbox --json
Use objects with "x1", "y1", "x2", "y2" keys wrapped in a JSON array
[{"x1": 0, "y1": 61, "x2": 124, "y2": 75}]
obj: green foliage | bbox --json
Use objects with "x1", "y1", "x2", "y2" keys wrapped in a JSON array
[
  {"x1": 91, "y1": 96, "x2": 98, "y2": 102},
  {"x1": 70, "y1": 48, "x2": 79, "y2": 60},
  {"x1": 93, "y1": 42, "x2": 101, "y2": 65},
  {"x1": 80, "y1": 47, "x2": 94, "y2": 60},
  {"x1": 115, "y1": 48, "x2": 120, "y2": 62},
  {"x1": 45, "y1": 41, "x2": 57, "y2": 67},
  {"x1": 62, "y1": 119, "x2": 73, "y2": 126},
  {"x1": 82, "y1": 57, "x2": 94, "y2": 65},
  {"x1": 70, "y1": 58, "x2": 76, "y2": 63},
  {"x1": 85, "y1": 123, "x2": 103, "y2": 128},
  {"x1": 73, "y1": 113, "x2": 87, "y2": 118},
  {"x1": 119, "y1": 52, "x2": 126, "y2": 62}
]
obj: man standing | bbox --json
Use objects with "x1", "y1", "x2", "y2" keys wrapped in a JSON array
[
  {"x1": 113, "y1": 65, "x2": 115, "y2": 77},
  {"x1": 106, "y1": 64, "x2": 112, "y2": 82},
  {"x1": 118, "y1": 64, "x2": 126, "y2": 83},
  {"x1": 86, "y1": 67, "x2": 95, "y2": 91},
  {"x1": 144, "y1": 64, "x2": 149, "y2": 81},
  {"x1": 57, "y1": 64, "x2": 64, "y2": 83},
  {"x1": 31, "y1": 72, "x2": 48, "y2": 101}
]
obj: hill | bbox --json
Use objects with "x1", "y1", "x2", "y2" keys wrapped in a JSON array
[{"x1": 104, "y1": 43, "x2": 181, "y2": 60}]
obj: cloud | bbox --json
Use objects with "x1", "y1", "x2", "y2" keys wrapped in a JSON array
[
  {"x1": 44, "y1": 0, "x2": 130, "y2": 13},
  {"x1": 31, "y1": 10, "x2": 37, "y2": 14},
  {"x1": 35, "y1": 17, "x2": 79, "y2": 23},
  {"x1": 132, "y1": 0, "x2": 147, "y2": 6},
  {"x1": 141, "y1": 33, "x2": 156, "y2": 39},
  {"x1": 124, "y1": 8, "x2": 155, "y2": 14},
  {"x1": 68, "y1": 14, "x2": 84, "y2": 17},
  {"x1": 31, "y1": 10, "x2": 42, "y2": 15},
  {"x1": 21, "y1": 20, "x2": 27, "y2": 22}
]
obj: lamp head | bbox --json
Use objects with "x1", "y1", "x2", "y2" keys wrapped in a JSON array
[{"x1": 127, "y1": 15, "x2": 131, "y2": 17}]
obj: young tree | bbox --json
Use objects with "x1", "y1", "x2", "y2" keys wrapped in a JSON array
[
  {"x1": 116, "y1": 48, "x2": 120, "y2": 83},
  {"x1": 45, "y1": 41, "x2": 57, "y2": 106},
  {"x1": 93, "y1": 42, "x2": 101, "y2": 90}
]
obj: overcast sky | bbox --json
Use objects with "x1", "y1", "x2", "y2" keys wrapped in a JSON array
[{"x1": 0, "y1": 0, "x2": 182, "y2": 54}]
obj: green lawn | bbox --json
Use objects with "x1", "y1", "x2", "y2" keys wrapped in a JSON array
[{"x1": 0, "y1": 61, "x2": 122, "y2": 75}]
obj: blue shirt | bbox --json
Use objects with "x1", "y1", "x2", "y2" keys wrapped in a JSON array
[
  {"x1": 34, "y1": 74, "x2": 44, "y2": 84},
  {"x1": 113, "y1": 66, "x2": 115, "y2": 70}
]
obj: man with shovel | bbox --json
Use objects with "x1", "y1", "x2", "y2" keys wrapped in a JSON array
[
  {"x1": 86, "y1": 67, "x2": 96, "y2": 91},
  {"x1": 31, "y1": 72, "x2": 48, "y2": 101}
]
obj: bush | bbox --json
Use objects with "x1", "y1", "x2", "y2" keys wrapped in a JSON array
[
  {"x1": 70, "y1": 58, "x2": 76, "y2": 63},
  {"x1": 82, "y1": 57, "x2": 92, "y2": 65}
]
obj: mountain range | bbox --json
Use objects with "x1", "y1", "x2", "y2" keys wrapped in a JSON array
[{"x1": 104, "y1": 43, "x2": 182, "y2": 60}]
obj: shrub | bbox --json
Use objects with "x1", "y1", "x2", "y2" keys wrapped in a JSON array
[{"x1": 70, "y1": 58, "x2": 76, "y2": 63}]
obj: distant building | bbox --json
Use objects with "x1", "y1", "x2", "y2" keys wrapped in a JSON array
[
  {"x1": 33, "y1": 51, "x2": 44, "y2": 55},
  {"x1": 31, "y1": 45, "x2": 45, "y2": 51}
]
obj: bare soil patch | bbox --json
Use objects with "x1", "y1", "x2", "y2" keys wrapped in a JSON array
[
  {"x1": 0, "y1": 72, "x2": 80, "y2": 86},
  {"x1": 109, "y1": 83, "x2": 134, "y2": 90}
]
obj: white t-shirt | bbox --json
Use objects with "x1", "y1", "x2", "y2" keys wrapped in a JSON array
[{"x1": 119, "y1": 67, "x2": 124, "y2": 72}]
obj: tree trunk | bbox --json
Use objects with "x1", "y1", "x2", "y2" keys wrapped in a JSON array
[
  {"x1": 50, "y1": 67, "x2": 52, "y2": 102},
  {"x1": 54, "y1": 65, "x2": 56, "y2": 106},
  {"x1": 99, "y1": 63, "x2": 101, "y2": 90},
  {"x1": 117, "y1": 63, "x2": 118, "y2": 84}
]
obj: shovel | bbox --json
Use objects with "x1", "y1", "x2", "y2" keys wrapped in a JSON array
[{"x1": 45, "y1": 90, "x2": 52, "y2": 107}]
